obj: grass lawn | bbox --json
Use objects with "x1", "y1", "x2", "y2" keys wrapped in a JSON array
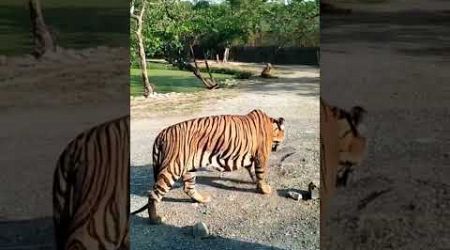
[
  {"x1": 0, "y1": 0, "x2": 127, "y2": 55},
  {"x1": 130, "y1": 63, "x2": 234, "y2": 96}
]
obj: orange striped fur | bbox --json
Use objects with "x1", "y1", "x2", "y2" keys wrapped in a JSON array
[
  {"x1": 320, "y1": 98, "x2": 367, "y2": 219},
  {"x1": 133, "y1": 109, "x2": 285, "y2": 224},
  {"x1": 52, "y1": 116, "x2": 130, "y2": 250}
]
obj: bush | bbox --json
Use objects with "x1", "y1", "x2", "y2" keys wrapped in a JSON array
[
  {"x1": 199, "y1": 67, "x2": 253, "y2": 79},
  {"x1": 234, "y1": 71, "x2": 253, "y2": 79}
]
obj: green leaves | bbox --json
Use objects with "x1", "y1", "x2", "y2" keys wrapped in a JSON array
[{"x1": 130, "y1": 0, "x2": 319, "y2": 65}]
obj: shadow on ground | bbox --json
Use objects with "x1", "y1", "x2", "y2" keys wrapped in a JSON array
[
  {"x1": 131, "y1": 216, "x2": 286, "y2": 250},
  {"x1": 0, "y1": 217, "x2": 55, "y2": 249},
  {"x1": 238, "y1": 77, "x2": 319, "y2": 98},
  {"x1": 130, "y1": 166, "x2": 260, "y2": 200},
  {"x1": 322, "y1": 10, "x2": 450, "y2": 60}
]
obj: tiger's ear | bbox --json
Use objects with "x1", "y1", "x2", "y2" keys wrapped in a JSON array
[{"x1": 350, "y1": 106, "x2": 366, "y2": 126}]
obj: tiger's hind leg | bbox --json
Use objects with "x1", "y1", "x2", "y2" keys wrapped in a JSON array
[
  {"x1": 245, "y1": 165, "x2": 257, "y2": 183},
  {"x1": 148, "y1": 170, "x2": 179, "y2": 224},
  {"x1": 183, "y1": 171, "x2": 211, "y2": 203},
  {"x1": 147, "y1": 196, "x2": 164, "y2": 224}
]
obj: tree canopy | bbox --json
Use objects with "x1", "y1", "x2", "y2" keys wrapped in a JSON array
[{"x1": 131, "y1": 0, "x2": 319, "y2": 65}]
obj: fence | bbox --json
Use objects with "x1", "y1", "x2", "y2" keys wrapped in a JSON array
[{"x1": 193, "y1": 46, "x2": 319, "y2": 65}]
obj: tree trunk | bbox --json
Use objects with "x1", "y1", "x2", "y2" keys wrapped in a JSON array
[
  {"x1": 222, "y1": 47, "x2": 230, "y2": 63},
  {"x1": 132, "y1": 1, "x2": 154, "y2": 97},
  {"x1": 215, "y1": 54, "x2": 220, "y2": 63},
  {"x1": 188, "y1": 45, "x2": 218, "y2": 90},
  {"x1": 29, "y1": 0, "x2": 55, "y2": 58},
  {"x1": 316, "y1": 50, "x2": 320, "y2": 65}
]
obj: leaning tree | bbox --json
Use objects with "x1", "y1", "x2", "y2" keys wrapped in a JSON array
[
  {"x1": 130, "y1": 0, "x2": 154, "y2": 97},
  {"x1": 29, "y1": 0, "x2": 56, "y2": 58}
]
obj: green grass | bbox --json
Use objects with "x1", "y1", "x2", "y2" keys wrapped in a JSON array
[
  {"x1": 0, "y1": 0, "x2": 128, "y2": 55},
  {"x1": 131, "y1": 63, "x2": 234, "y2": 96}
]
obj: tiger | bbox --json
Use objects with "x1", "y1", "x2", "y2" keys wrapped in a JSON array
[
  {"x1": 320, "y1": 97, "x2": 367, "y2": 219},
  {"x1": 52, "y1": 116, "x2": 130, "y2": 250},
  {"x1": 260, "y1": 63, "x2": 277, "y2": 78},
  {"x1": 131, "y1": 109, "x2": 285, "y2": 224}
]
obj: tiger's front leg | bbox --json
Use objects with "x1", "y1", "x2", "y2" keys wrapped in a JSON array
[
  {"x1": 254, "y1": 155, "x2": 272, "y2": 195},
  {"x1": 183, "y1": 171, "x2": 211, "y2": 203}
]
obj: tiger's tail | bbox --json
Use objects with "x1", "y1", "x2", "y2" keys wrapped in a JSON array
[
  {"x1": 152, "y1": 134, "x2": 163, "y2": 182},
  {"x1": 130, "y1": 204, "x2": 148, "y2": 215}
]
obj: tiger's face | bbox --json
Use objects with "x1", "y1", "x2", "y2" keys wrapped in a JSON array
[
  {"x1": 335, "y1": 106, "x2": 368, "y2": 186},
  {"x1": 271, "y1": 117, "x2": 285, "y2": 152}
]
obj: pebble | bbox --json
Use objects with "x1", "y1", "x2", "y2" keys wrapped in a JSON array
[
  {"x1": 192, "y1": 222, "x2": 209, "y2": 238},
  {"x1": 287, "y1": 191, "x2": 303, "y2": 201},
  {"x1": 308, "y1": 182, "x2": 319, "y2": 200},
  {"x1": 310, "y1": 189, "x2": 319, "y2": 200}
]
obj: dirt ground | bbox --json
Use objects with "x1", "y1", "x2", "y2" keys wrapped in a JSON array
[
  {"x1": 321, "y1": 1, "x2": 450, "y2": 249},
  {"x1": 130, "y1": 64, "x2": 320, "y2": 249}
]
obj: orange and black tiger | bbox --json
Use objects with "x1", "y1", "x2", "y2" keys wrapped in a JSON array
[
  {"x1": 52, "y1": 116, "x2": 130, "y2": 250},
  {"x1": 131, "y1": 109, "x2": 285, "y2": 224},
  {"x1": 320, "y1": 98, "x2": 367, "y2": 217}
]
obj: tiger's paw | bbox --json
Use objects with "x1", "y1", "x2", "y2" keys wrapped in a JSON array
[
  {"x1": 257, "y1": 182, "x2": 272, "y2": 195},
  {"x1": 189, "y1": 192, "x2": 212, "y2": 203},
  {"x1": 149, "y1": 215, "x2": 165, "y2": 225}
]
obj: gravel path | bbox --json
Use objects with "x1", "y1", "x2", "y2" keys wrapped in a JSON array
[{"x1": 130, "y1": 65, "x2": 320, "y2": 250}]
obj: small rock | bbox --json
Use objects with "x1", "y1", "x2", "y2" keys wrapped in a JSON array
[
  {"x1": 287, "y1": 191, "x2": 302, "y2": 201},
  {"x1": 308, "y1": 182, "x2": 319, "y2": 200},
  {"x1": 310, "y1": 189, "x2": 319, "y2": 200},
  {"x1": 192, "y1": 222, "x2": 209, "y2": 238}
]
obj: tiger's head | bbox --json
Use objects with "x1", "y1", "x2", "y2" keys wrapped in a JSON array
[
  {"x1": 334, "y1": 106, "x2": 367, "y2": 187},
  {"x1": 271, "y1": 117, "x2": 286, "y2": 152}
]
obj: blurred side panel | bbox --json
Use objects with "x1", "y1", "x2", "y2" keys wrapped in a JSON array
[
  {"x1": 0, "y1": 0, "x2": 129, "y2": 249},
  {"x1": 321, "y1": 0, "x2": 450, "y2": 249}
]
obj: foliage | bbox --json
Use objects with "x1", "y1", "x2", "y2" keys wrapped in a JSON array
[
  {"x1": 200, "y1": 67, "x2": 253, "y2": 79},
  {"x1": 263, "y1": 0, "x2": 319, "y2": 47},
  {"x1": 130, "y1": 0, "x2": 319, "y2": 64}
]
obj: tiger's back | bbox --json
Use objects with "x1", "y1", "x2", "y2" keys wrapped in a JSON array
[
  {"x1": 153, "y1": 112, "x2": 271, "y2": 176},
  {"x1": 52, "y1": 116, "x2": 130, "y2": 250}
]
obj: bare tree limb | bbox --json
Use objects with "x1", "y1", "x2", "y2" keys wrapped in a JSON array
[{"x1": 188, "y1": 45, "x2": 218, "y2": 89}]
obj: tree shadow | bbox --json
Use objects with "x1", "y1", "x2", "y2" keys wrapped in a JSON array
[
  {"x1": 321, "y1": 10, "x2": 450, "y2": 59},
  {"x1": 0, "y1": 217, "x2": 55, "y2": 249},
  {"x1": 237, "y1": 77, "x2": 320, "y2": 97},
  {"x1": 131, "y1": 216, "x2": 286, "y2": 250}
]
